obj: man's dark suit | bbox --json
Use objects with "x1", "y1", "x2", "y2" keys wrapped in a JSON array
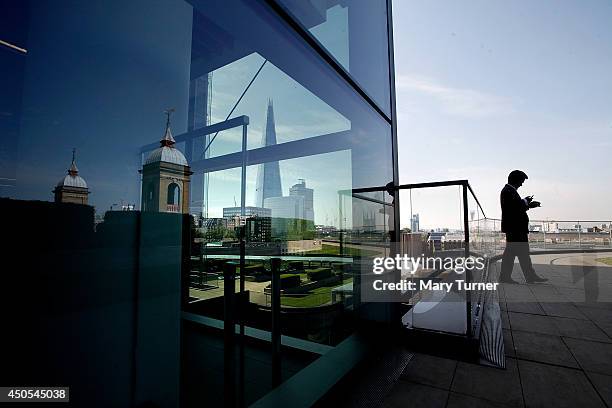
[{"x1": 500, "y1": 184, "x2": 537, "y2": 281}]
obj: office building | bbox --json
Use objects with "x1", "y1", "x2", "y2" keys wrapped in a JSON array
[
  {"x1": 255, "y1": 100, "x2": 283, "y2": 207},
  {"x1": 223, "y1": 206, "x2": 272, "y2": 242},
  {"x1": 289, "y1": 179, "x2": 314, "y2": 222},
  {"x1": 222, "y1": 205, "x2": 272, "y2": 220},
  {"x1": 263, "y1": 195, "x2": 305, "y2": 237},
  {"x1": 411, "y1": 213, "x2": 420, "y2": 232}
]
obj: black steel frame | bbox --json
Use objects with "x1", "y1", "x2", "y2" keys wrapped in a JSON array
[{"x1": 351, "y1": 179, "x2": 487, "y2": 338}]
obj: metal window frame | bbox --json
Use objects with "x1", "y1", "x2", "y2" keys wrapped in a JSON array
[{"x1": 352, "y1": 179, "x2": 488, "y2": 338}]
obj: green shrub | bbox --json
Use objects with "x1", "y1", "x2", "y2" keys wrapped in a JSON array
[
  {"x1": 306, "y1": 268, "x2": 332, "y2": 281},
  {"x1": 288, "y1": 261, "x2": 304, "y2": 271},
  {"x1": 332, "y1": 263, "x2": 351, "y2": 273},
  {"x1": 243, "y1": 264, "x2": 266, "y2": 274},
  {"x1": 280, "y1": 274, "x2": 301, "y2": 289}
]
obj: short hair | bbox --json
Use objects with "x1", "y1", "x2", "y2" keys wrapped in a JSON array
[
  {"x1": 385, "y1": 181, "x2": 395, "y2": 197},
  {"x1": 508, "y1": 170, "x2": 528, "y2": 184}
]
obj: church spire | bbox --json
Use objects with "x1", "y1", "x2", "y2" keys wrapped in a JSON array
[
  {"x1": 160, "y1": 108, "x2": 176, "y2": 147},
  {"x1": 68, "y1": 148, "x2": 79, "y2": 176},
  {"x1": 54, "y1": 147, "x2": 89, "y2": 205}
]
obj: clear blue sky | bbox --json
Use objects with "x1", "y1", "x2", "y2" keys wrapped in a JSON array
[{"x1": 393, "y1": 0, "x2": 612, "y2": 229}]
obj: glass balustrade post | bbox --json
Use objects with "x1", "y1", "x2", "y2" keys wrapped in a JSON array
[
  {"x1": 271, "y1": 257, "x2": 281, "y2": 386},
  {"x1": 223, "y1": 261, "x2": 236, "y2": 407},
  {"x1": 462, "y1": 183, "x2": 472, "y2": 338}
]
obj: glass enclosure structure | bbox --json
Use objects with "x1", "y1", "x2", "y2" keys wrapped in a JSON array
[{"x1": 0, "y1": 0, "x2": 397, "y2": 407}]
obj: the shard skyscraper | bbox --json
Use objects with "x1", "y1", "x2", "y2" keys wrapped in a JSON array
[{"x1": 255, "y1": 99, "x2": 283, "y2": 207}]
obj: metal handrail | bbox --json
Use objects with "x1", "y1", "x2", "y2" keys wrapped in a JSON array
[{"x1": 478, "y1": 217, "x2": 611, "y2": 224}]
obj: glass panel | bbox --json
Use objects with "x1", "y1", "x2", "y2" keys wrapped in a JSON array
[
  {"x1": 397, "y1": 185, "x2": 468, "y2": 335},
  {"x1": 208, "y1": 53, "x2": 352, "y2": 150},
  {"x1": 1, "y1": 0, "x2": 394, "y2": 406},
  {"x1": 274, "y1": 0, "x2": 391, "y2": 114},
  {"x1": 187, "y1": 167, "x2": 242, "y2": 309},
  {"x1": 240, "y1": 150, "x2": 356, "y2": 345},
  {"x1": 3, "y1": 2, "x2": 193, "y2": 405}
]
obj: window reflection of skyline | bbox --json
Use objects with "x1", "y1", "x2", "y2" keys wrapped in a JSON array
[{"x1": 8, "y1": 1, "x2": 380, "y2": 231}]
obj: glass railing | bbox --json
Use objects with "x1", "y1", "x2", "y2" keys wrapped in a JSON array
[
  {"x1": 395, "y1": 180, "x2": 490, "y2": 338},
  {"x1": 476, "y1": 218, "x2": 612, "y2": 251},
  {"x1": 467, "y1": 217, "x2": 612, "y2": 268}
]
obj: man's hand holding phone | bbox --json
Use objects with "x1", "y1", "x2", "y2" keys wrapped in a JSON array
[
  {"x1": 525, "y1": 195, "x2": 541, "y2": 208},
  {"x1": 529, "y1": 200, "x2": 541, "y2": 208}
]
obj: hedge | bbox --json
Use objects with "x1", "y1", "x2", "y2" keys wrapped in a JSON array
[
  {"x1": 332, "y1": 263, "x2": 351, "y2": 273},
  {"x1": 242, "y1": 264, "x2": 266, "y2": 274},
  {"x1": 287, "y1": 261, "x2": 304, "y2": 271},
  {"x1": 306, "y1": 267, "x2": 332, "y2": 281},
  {"x1": 280, "y1": 274, "x2": 301, "y2": 289}
]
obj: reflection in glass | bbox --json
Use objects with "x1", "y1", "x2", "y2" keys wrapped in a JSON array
[
  {"x1": 274, "y1": 0, "x2": 391, "y2": 114},
  {"x1": 1, "y1": 0, "x2": 395, "y2": 405}
]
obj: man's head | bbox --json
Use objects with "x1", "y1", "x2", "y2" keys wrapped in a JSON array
[
  {"x1": 508, "y1": 170, "x2": 528, "y2": 189},
  {"x1": 385, "y1": 181, "x2": 395, "y2": 198}
]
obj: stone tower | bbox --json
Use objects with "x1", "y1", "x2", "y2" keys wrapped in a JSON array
[
  {"x1": 140, "y1": 110, "x2": 192, "y2": 213},
  {"x1": 54, "y1": 149, "x2": 89, "y2": 204}
]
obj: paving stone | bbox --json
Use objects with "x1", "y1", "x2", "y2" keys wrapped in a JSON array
[
  {"x1": 497, "y1": 284, "x2": 506, "y2": 301},
  {"x1": 574, "y1": 302, "x2": 612, "y2": 311},
  {"x1": 508, "y1": 312, "x2": 558, "y2": 336},
  {"x1": 528, "y1": 284, "x2": 560, "y2": 296},
  {"x1": 557, "y1": 288, "x2": 587, "y2": 302},
  {"x1": 564, "y1": 338, "x2": 612, "y2": 376},
  {"x1": 383, "y1": 381, "x2": 448, "y2": 408},
  {"x1": 585, "y1": 371, "x2": 612, "y2": 407},
  {"x1": 451, "y1": 358, "x2": 523, "y2": 406},
  {"x1": 539, "y1": 302, "x2": 587, "y2": 319},
  {"x1": 447, "y1": 392, "x2": 513, "y2": 407},
  {"x1": 504, "y1": 286, "x2": 537, "y2": 303},
  {"x1": 552, "y1": 317, "x2": 610, "y2": 342},
  {"x1": 596, "y1": 322, "x2": 612, "y2": 341},
  {"x1": 575, "y1": 305, "x2": 612, "y2": 325},
  {"x1": 511, "y1": 330, "x2": 577, "y2": 368},
  {"x1": 506, "y1": 302, "x2": 546, "y2": 315},
  {"x1": 518, "y1": 359, "x2": 604, "y2": 408},
  {"x1": 503, "y1": 329, "x2": 515, "y2": 357},
  {"x1": 501, "y1": 311, "x2": 510, "y2": 329},
  {"x1": 533, "y1": 295, "x2": 568, "y2": 303},
  {"x1": 400, "y1": 352, "x2": 457, "y2": 389}
]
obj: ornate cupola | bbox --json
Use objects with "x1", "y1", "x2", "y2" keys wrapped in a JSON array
[
  {"x1": 54, "y1": 149, "x2": 90, "y2": 204},
  {"x1": 140, "y1": 109, "x2": 192, "y2": 213}
]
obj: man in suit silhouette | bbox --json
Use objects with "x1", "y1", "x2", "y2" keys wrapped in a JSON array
[{"x1": 500, "y1": 170, "x2": 548, "y2": 284}]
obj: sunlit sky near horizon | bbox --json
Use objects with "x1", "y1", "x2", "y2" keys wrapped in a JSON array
[{"x1": 393, "y1": 0, "x2": 612, "y2": 229}]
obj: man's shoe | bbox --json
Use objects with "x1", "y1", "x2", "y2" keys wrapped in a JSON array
[
  {"x1": 500, "y1": 277, "x2": 520, "y2": 284},
  {"x1": 526, "y1": 276, "x2": 548, "y2": 284}
]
